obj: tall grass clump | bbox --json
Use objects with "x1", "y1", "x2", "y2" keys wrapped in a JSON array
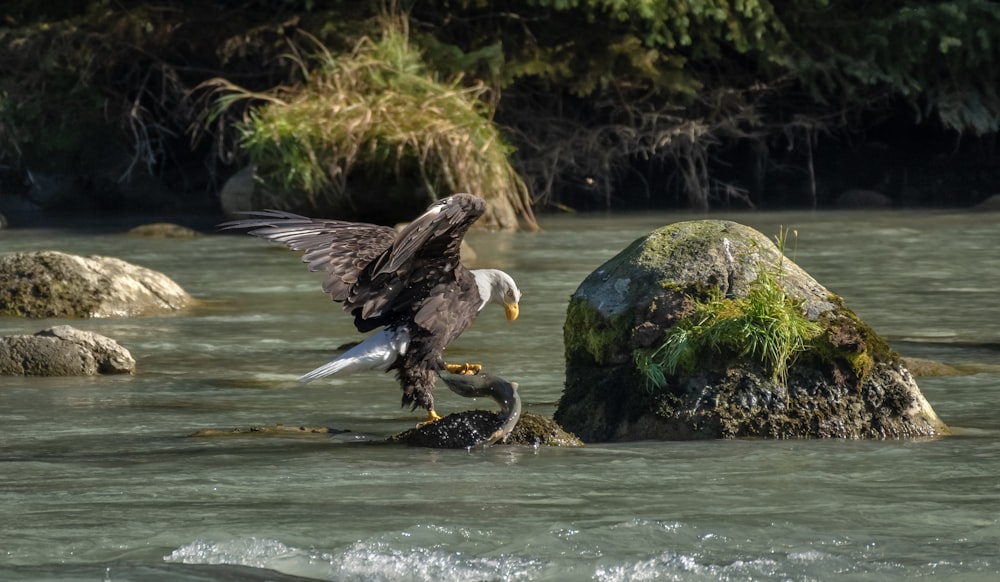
[
  {"x1": 637, "y1": 228, "x2": 822, "y2": 389},
  {"x1": 207, "y1": 14, "x2": 534, "y2": 227}
]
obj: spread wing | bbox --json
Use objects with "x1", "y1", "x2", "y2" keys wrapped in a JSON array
[
  {"x1": 220, "y1": 210, "x2": 398, "y2": 302},
  {"x1": 220, "y1": 194, "x2": 487, "y2": 337},
  {"x1": 349, "y1": 193, "x2": 486, "y2": 325}
]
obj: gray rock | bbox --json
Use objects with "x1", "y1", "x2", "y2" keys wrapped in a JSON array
[
  {"x1": 25, "y1": 170, "x2": 80, "y2": 209},
  {"x1": 219, "y1": 165, "x2": 258, "y2": 220},
  {"x1": 975, "y1": 194, "x2": 1000, "y2": 210},
  {"x1": 835, "y1": 189, "x2": 892, "y2": 208},
  {"x1": 0, "y1": 325, "x2": 135, "y2": 375},
  {"x1": 556, "y1": 219, "x2": 949, "y2": 441},
  {"x1": 0, "y1": 250, "x2": 194, "y2": 318}
]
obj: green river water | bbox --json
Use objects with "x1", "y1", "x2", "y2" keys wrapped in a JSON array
[{"x1": 1, "y1": 209, "x2": 998, "y2": 581}]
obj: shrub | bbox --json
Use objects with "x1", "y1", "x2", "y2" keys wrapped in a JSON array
[{"x1": 208, "y1": 14, "x2": 535, "y2": 227}]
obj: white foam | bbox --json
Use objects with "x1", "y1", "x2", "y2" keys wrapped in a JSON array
[{"x1": 165, "y1": 536, "x2": 544, "y2": 581}]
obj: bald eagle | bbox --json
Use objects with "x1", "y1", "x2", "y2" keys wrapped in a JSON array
[{"x1": 221, "y1": 193, "x2": 521, "y2": 423}]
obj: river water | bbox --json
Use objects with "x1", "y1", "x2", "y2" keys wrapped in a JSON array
[{"x1": 1, "y1": 210, "x2": 998, "y2": 581}]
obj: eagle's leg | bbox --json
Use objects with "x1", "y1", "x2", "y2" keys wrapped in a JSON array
[
  {"x1": 444, "y1": 362, "x2": 482, "y2": 375},
  {"x1": 398, "y1": 365, "x2": 443, "y2": 426}
]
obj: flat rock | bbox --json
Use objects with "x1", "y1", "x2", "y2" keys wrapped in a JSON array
[
  {"x1": 126, "y1": 223, "x2": 201, "y2": 238},
  {"x1": 0, "y1": 325, "x2": 135, "y2": 375},
  {"x1": 189, "y1": 425, "x2": 346, "y2": 438},
  {"x1": 0, "y1": 250, "x2": 193, "y2": 318},
  {"x1": 902, "y1": 357, "x2": 965, "y2": 377},
  {"x1": 192, "y1": 412, "x2": 582, "y2": 449}
]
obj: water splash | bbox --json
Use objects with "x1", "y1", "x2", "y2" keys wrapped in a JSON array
[{"x1": 165, "y1": 534, "x2": 545, "y2": 581}]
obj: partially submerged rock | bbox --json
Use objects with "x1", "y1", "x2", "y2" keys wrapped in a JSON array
[
  {"x1": 556, "y1": 219, "x2": 949, "y2": 441},
  {"x1": 386, "y1": 371, "x2": 524, "y2": 447},
  {"x1": 189, "y1": 425, "x2": 347, "y2": 438},
  {"x1": 388, "y1": 409, "x2": 511, "y2": 448},
  {"x1": 192, "y1": 370, "x2": 581, "y2": 448},
  {"x1": 389, "y1": 372, "x2": 581, "y2": 447},
  {"x1": 389, "y1": 410, "x2": 582, "y2": 448},
  {"x1": 0, "y1": 325, "x2": 135, "y2": 375},
  {"x1": 902, "y1": 356, "x2": 964, "y2": 377},
  {"x1": 193, "y1": 412, "x2": 582, "y2": 448},
  {"x1": 0, "y1": 250, "x2": 193, "y2": 318},
  {"x1": 126, "y1": 223, "x2": 201, "y2": 238}
]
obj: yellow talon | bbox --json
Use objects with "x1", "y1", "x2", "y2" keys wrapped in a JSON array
[
  {"x1": 444, "y1": 362, "x2": 482, "y2": 375},
  {"x1": 416, "y1": 409, "x2": 442, "y2": 427}
]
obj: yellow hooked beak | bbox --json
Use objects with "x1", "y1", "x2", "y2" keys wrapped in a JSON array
[{"x1": 505, "y1": 302, "x2": 519, "y2": 321}]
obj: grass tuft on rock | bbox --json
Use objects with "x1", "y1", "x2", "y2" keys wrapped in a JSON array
[{"x1": 637, "y1": 228, "x2": 822, "y2": 388}]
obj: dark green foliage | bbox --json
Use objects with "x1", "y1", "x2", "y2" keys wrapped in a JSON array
[
  {"x1": 419, "y1": 1, "x2": 999, "y2": 132},
  {"x1": 418, "y1": 0, "x2": 786, "y2": 99},
  {"x1": 414, "y1": 0, "x2": 999, "y2": 208},
  {"x1": 781, "y1": 0, "x2": 1000, "y2": 134},
  {"x1": 0, "y1": 1, "x2": 996, "y2": 215}
]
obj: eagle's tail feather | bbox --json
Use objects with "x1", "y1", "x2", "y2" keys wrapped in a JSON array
[{"x1": 298, "y1": 327, "x2": 408, "y2": 383}]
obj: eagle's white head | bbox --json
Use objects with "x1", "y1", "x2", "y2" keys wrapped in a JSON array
[{"x1": 472, "y1": 268, "x2": 520, "y2": 321}]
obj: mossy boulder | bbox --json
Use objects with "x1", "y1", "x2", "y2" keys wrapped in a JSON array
[
  {"x1": 556, "y1": 219, "x2": 948, "y2": 441},
  {"x1": 0, "y1": 325, "x2": 135, "y2": 375},
  {"x1": 0, "y1": 250, "x2": 193, "y2": 318}
]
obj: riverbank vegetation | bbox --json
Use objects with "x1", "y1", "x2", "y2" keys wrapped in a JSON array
[
  {"x1": 1, "y1": 1, "x2": 997, "y2": 223},
  {"x1": 204, "y1": 16, "x2": 534, "y2": 227}
]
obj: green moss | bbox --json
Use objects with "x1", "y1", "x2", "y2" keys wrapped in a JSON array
[
  {"x1": 631, "y1": 225, "x2": 906, "y2": 393},
  {"x1": 0, "y1": 252, "x2": 100, "y2": 318},
  {"x1": 636, "y1": 225, "x2": 709, "y2": 267},
  {"x1": 564, "y1": 297, "x2": 632, "y2": 366},
  {"x1": 810, "y1": 293, "x2": 900, "y2": 386},
  {"x1": 505, "y1": 412, "x2": 583, "y2": 446}
]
